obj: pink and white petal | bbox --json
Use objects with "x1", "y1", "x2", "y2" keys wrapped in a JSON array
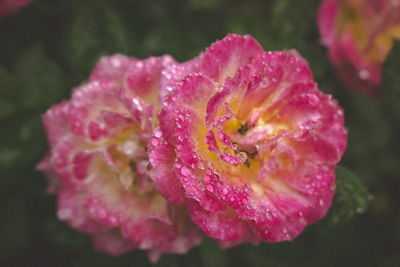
[
  {"x1": 158, "y1": 107, "x2": 178, "y2": 145},
  {"x1": 42, "y1": 101, "x2": 71, "y2": 149},
  {"x1": 69, "y1": 81, "x2": 127, "y2": 140},
  {"x1": 91, "y1": 229, "x2": 136, "y2": 256},
  {"x1": 57, "y1": 189, "x2": 107, "y2": 233},
  {"x1": 239, "y1": 193, "x2": 284, "y2": 230},
  {"x1": 303, "y1": 188, "x2": 335, "y2": 223},
  {"x1": 123, "y1": 55, "x2": 175, "y2": 103},
  {"x1": 217, "y1": 229, "x2": 259, "y2": 248},
  {"x1": 50, "y1": 137, "x2": 96, "y2": 190},
  {"x1": 148, "y1": 132, "x2": 186, "y2": 205},
  {"x1": 265, "y1": 189, "x2": 312, "y2": 220},
  {"x1": 318, "y1": 0, "x2": 340, "y2": 47},
  {"x1": 174, "y1": 161, "x2": 206, "y2": 204},
  {"x1": 255, "y1": 215, "x2": 308, "y2": 242},
  {"x1": 83, "y1": 173, "x2": 135, "y2": 228},
  {"x1": 206, "y1": 65, "x2": 251, "y2": 125},
  {"x1": 173, "y1": 108, "x2": 204, "y2": 167},
  {"x1": 159, "y1": 53, "x2": 204, "y2": 105},
  {"x1": 282, "y1": 164, "x2": 335, "y2": 198},
  {"x1": 129, "y1": 193, "x2": 172, "y2": 225},
  {"x1": 186, "y1": 200, "x2": 248, "y2": 241},
  {"x1": 202, "y1": 34, "x2": 263, "y2": 83},
  {"x1": 89, "y1": 54, "x2": 133, "y2": 85},
  {"x1": 148, "y1": 208, "x2": 204, "y2": 257},
  {"x1": 202, "y1": 168, "x2": 252, "y2": 211},
  {"x1": 121, "y1": 218, "x2": 177, "y2": 250},
  {"x1": 167, "y1": 74, "x2": 215, "y2": 114},
  {"x1": 253, "y1": 51, "x2": 313, "y2": 85},
  {"x1": 36, "y1": 154, "x2": 62, "y2": 194}
]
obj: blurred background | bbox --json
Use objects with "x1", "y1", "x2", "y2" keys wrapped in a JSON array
[{"x1": 0, "y1": 0, "x2": 399, "y2": 266}]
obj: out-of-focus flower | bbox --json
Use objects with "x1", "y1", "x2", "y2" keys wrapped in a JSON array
[
  {"x1": 0, "y1": 0, "x2": 31, "y2": 18},
  {"x1": 149, "y1": 34, "x2": 347, "y2": 246},
  {"x1": 318, "y1": 0, "x2": 400, "y2": 96},
  {"x1": 37, "y1": 54, "x2": 203, "y2": 262}
]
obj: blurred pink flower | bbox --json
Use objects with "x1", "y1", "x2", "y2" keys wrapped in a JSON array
[
  {"x1": 0, "y1": 0, "x2": 31, "y2": 17},
  {"x1": 37, "y1": 54, "x2": 203, "y2": 262},
  {"x1": 318, "y1": 0, "x2": 400, "y2": 96},
  {"x1": 149, "y1": 34, "x2": 347, "y2": 246}
]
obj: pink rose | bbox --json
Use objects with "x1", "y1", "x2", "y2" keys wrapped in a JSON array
[
  {"x1": 0, "y1": 0, "x2": 31, "y2": 18},
  {"x1": 149, "y1": 34, "x2": 347, "y2": 246},
  {"x1": 37, "y1": 54, "x2": 203, "y2": 262},
  {"x1": 318, "y1": 0, "x2": 400, "y2": 96}
]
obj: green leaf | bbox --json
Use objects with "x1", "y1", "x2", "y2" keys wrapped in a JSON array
[
  {"x1": 15, "y1": 45, "x2": 67, "y2": 111},
  {"x1": 324, "y1": 166, "x2": 370, "y2": 226},
  {"x1": 383, "y1": 40, "x2": 400, "y2": 122},
  {"x1": 0, "y1": 67, "x2": 19, "y2": 120},
  {"x1": 0, "y1": 114, "x2": 45, "y2": 172},
  {"x1": 63, "y1": 0, "x2": 132, "y2": 80},
  {"x1": 200, "y1": 239, "x2": 227, "y2": 267},
  {"x1": 0, "y1": 194, "x2": 30, "y2": 260}
]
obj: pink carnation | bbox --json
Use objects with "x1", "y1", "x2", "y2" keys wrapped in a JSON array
[
  {"x1": 318, "y1": 0, "x2": 400, "y2": 96},
  {"x1": 149, "y1": 34, "x2": 347, "y2": 246},
  {"x1": 0, "y1": 0, "x2": 31, "y2": 17},
  {"x1": 37, "y1": 54, "x2": 203, "y2": 262}
]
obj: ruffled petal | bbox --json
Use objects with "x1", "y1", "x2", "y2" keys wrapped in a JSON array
[{"x1": 202, "y1": 34, "x2": 263, "y2": 83}]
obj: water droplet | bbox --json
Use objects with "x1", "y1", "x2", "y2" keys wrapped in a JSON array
[
  {"x1": 108, "y1": 215, "x2": 117, "y2": 225},
  {"x1": 154, "y1": 130, "x2": 162, "y2": 138},
  {"x1": 222, "y1": 188, "x2": 229, "y2": 195},
  {"x1": 181, "y1": 166, "x2": 191, "y2": 176},
  {"x1": 206, "y1": 184, "x2": 214, "y2": 192},
  {"x1": 259, "y1": 77, "x2": 270, "y2": 88},
  {"x1": 97, "y1": 208, "x2": 107, "y2": 219},
  {"x1": 111, "y1": 57, "x2": 122, "y2": 68},
  {"x1": 151, "y1": 139, "x2": 158, "y2": 146},
  {"x1": 359, "y1": 69, "x2": 370, "y2": 80}
]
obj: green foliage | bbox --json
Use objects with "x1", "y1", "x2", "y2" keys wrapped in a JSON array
[
  {"x1": 324, "y1": 166, "x2": 370, "y2": 226},
  {"x1": 383, "y1": 41, "x2": 400, "y2": 123},
  {"x1": 16, "y1": 45, "x2": 67, "y2": 110}
]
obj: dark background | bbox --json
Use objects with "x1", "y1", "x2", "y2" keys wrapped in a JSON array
[{"x1": 1, "y1": 0, "x2": 399, "y2": 266}]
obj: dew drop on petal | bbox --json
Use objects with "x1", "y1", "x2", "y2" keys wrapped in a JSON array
[
  {"x1": 181, "y1": 166, "x2": 191, "y2": 176},
  {"x1": 206, "y1": 184, "x2": 214, "y2": 192},
  {"x1": 359, "y1": 69, "x2": 370, "y2": 80},
  {"x1": 154, "y1": 130, "x2": 162, "y2": 138},
  {"x1": 222, "y1": 187, "x2": 229, "y2": 195},
  {"x1": 151, "y1": 139, "x2": 158, "y2": 146}
]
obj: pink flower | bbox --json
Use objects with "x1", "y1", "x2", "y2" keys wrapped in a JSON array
[
  {"x1": 149, "y1": 34, "x2": 347, "y2": 246},
  {"x1": 37, "y1": 54, "x2": 203, "y2": 262},
  {"x1": 0, "y1": 0, "x2": 31, "y2": 18},
  {"x1": 318, "y1": 0, "x2": 400, "y2": 96}
]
